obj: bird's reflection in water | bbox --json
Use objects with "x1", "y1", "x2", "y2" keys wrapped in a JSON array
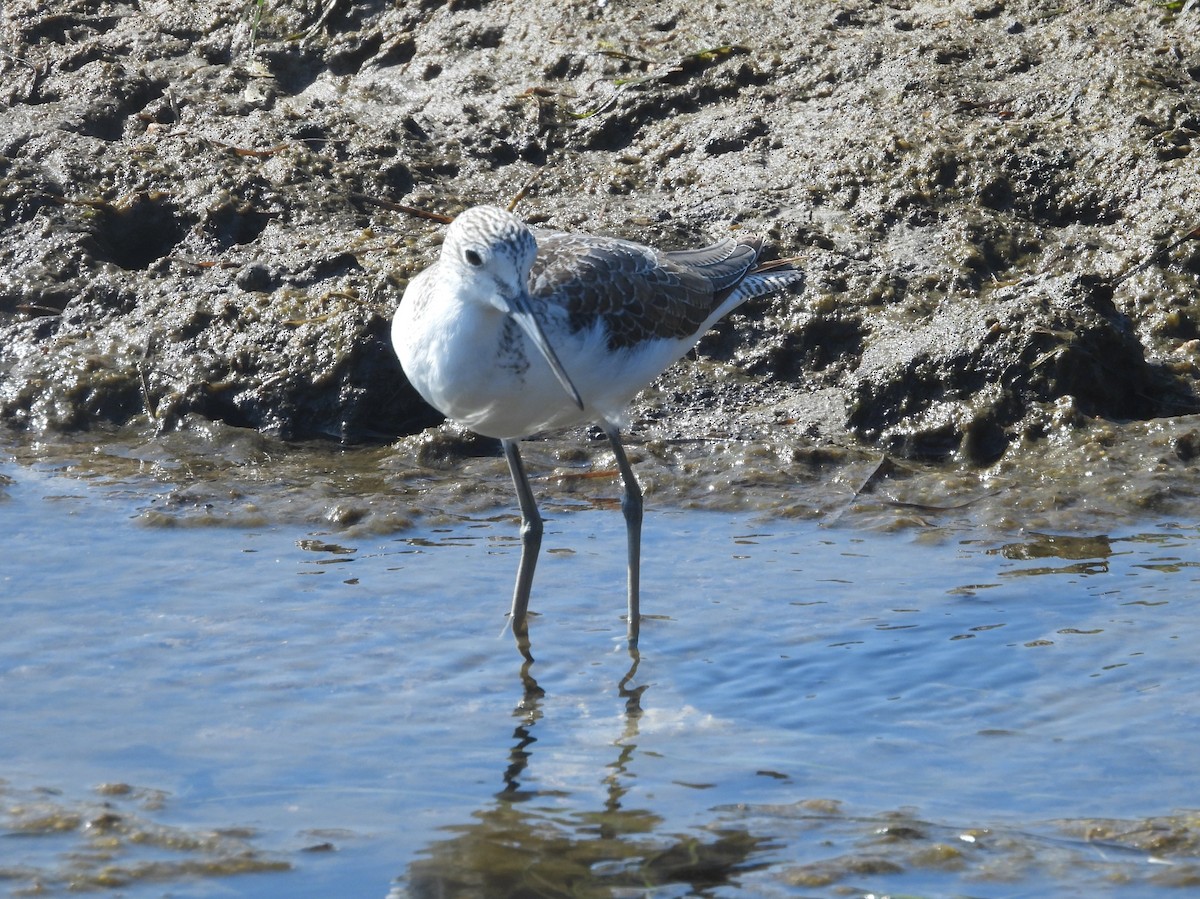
[
  {"x1": 513, "y1": 624, "x2": 544, "y2": 708},
  {"x1": 398, "y1": 642, "x2": 769, "y2": 897}
]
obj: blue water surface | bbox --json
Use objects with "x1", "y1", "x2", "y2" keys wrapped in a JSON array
[{"x1": 2, "y1": 459, "x2": 1198, "y2": 897}]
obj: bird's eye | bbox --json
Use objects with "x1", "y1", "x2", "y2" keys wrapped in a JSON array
[{"x1": 463, "y1": 248, "x2": 483, "y2": 267}]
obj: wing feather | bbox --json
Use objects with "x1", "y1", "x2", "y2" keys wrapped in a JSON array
[{"x1": 528, "y1": 232, "x2": 766, "y2": 350}]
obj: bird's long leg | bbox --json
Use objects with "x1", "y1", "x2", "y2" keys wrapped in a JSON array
[
  {"x1": 604, "y1": 425, "x2": 642, "y2": 645},
  {"x1": 503, "y1": 439, "x2": 543, "y2": 638}
]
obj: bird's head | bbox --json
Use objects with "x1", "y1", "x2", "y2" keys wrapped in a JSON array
[
  {"x1": 440, "y1": 206, "x2": 583, "y2": 411},
  {"x1": 442, "y1": 205, "x2": 537, "y2": 306}
]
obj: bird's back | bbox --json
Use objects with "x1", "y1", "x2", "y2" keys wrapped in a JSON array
[{"x1": 529, "y1": 230, "x2": 798, "y2": 353}]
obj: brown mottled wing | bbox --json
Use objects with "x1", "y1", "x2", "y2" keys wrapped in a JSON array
[{"x1": 528, "y1": 232, "x2": 760, "y2": 350}]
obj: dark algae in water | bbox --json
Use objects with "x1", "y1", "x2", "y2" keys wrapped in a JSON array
[{"x1": 0, "y1": 782, "x2": 290, "y2": 893}]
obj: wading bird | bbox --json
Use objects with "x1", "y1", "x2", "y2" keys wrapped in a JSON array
[{"x1": 393, "y1": 205, "x2": 802, "y2": 644}]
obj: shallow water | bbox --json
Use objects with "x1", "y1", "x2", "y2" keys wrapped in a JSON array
[{"x1": 2, "y1": 453, "x2": 1199, "y2": 897}]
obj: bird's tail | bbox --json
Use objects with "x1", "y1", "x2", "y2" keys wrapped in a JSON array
[{"x1": 735, "y1": 261, "x2": 805, "y2": 303}]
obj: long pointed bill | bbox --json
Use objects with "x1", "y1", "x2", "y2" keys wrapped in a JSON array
[{"x1": 504, "y1": 293, "x2": 585, "y2": 411}]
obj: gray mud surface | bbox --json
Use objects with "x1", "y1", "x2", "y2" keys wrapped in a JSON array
[{"x1": 2, "y1": 0, "x2": 1199, "y2": 527}]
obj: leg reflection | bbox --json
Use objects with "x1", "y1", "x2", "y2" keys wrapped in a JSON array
[
  {"x1": 401, "y1": 644, "x2": 768, "y2": 896},
  {"x1": 514, "y1": 625, "x2": 543, "y2": 706},
  {"x1": 498, "y1": 687, "x2": 541, "y2": 803},
  {"x1": 618, "y1": 644, "x2": 646, "y2": 718},
  {"x1": 498, "y1": 625, "x2": 543, "y2": 802}
]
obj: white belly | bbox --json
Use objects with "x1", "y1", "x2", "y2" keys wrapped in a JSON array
[{"x1": 393, "y1": 274, "x2": 693, "y2": 439}]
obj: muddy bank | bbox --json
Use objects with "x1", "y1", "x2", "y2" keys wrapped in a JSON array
[{"x1": 1, "y1": 0, "x2": 1199, "y2": 519}]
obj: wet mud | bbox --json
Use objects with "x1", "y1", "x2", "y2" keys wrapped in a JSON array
[
  {"x1": 1, "y1": 0, "x2": 1199, "y2": 521},
  {"x1": 6, "y1": 778, "x2": 1197, "y2": 895},
  {"x1": 0, "y1": 781, "x2": 290, "y2": 894}
]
